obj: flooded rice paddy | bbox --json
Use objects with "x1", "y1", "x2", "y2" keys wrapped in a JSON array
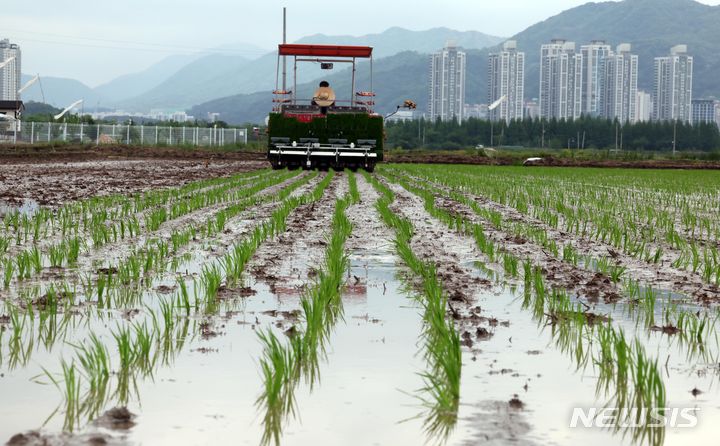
[{"x1": 1, "y1": 161, "x2": 719, "y2": 445}]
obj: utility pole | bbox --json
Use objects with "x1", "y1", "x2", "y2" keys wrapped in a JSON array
[
  {"x1": 490, "y1": 119, "x2": 494, "y2": 147},
  {"x1": 614, "y1": 123, "x2": 618, "y2": 151},
  {"x1": 541, "y1": 121, "x2": 545, "y2": 148},
  {"x1": 672, "y1": 120, "x2": 677, "y2": 156},
  {"x1": 282, "y1": 7, "x2": 287, "y2": 92}
]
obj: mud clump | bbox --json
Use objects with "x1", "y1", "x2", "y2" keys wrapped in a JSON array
[
  {"x1": 651, "y1": 324, "x2": 681, "y2": 335},
  {"x1": 6, "y1": 430, "x2": 116, "y2": 446},
  {"x1": 508, "y1": 395, "x2": 525, "y2": 410},
  {"x1": 94, "y1": 407, "x2": 136, "y2": 430}
]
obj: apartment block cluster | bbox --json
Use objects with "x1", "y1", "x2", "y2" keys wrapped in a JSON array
[{"x1": 426, "y1": 40, "x2": 719, "y2": 127}]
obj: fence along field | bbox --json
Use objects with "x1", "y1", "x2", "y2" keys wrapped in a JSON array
[
  {"x1": 0, "y1": 162, "x2": 719, "y2": 446},
  {"x1": 1, "y1": 121, "x2": 248, "y2": 147}
]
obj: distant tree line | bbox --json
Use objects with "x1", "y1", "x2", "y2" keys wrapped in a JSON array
[{"x1": 386, "y1": 116, "x2": 720, "y2": 152}]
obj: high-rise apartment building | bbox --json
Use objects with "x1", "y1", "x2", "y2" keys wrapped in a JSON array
[
  {"x1": 580, "y1": 41, "x2": 612, "y2": 116},
  {"x1": 0, "y1": 38, "x2": 21, "y2": 101},
  {"x1": 653, "y1": 45, "x2": 693, "y2": 122},
  {"x1": 602, "y1": 43, "x2": 639, "y2": 123},
  {"x1": 428, "y1": 42, "x2": 466, "y2": 122},
  {"x1": 636, "y1": 90, "x2": 653, "y2": 122},
  {"x1": 539, "y1": 40, "x2": 583, "y2": 120},
  {"x1": 487, "y1": 40, "x2": 525, "y2": 123},
  {"x1": 691, "y1": 99, "x2": 716, "y2": 125}
]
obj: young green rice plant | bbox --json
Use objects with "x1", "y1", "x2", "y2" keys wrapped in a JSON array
[
  {"x1": 72, "y1": 333, "x2": 110, "y2": 394},
  {"x1": 256, "y1": 185, "x2": 354, "y2": 446},
  {"x1": 66, "y1": 237, "x2": 81, "y2": 266},
  {"x1": 502, "y1": 253, "x2": 519, "y2": 277},
  {"x1": 177, "y1": 277, "x2": 192, "y2": 315},
  {"x1": 256, "y1": 329, "x2": 299, "y2": 446},
  {"x1": 609, "y1": 265, "x2": 627, "y2": 284},
  {"x1": 158, "y1": 297, "x2": 176, "y2": 335},
  {"x1": 0, "y1": 236, "x2": 9, "y2": 255},
  {"x1": 29, "y1": 246, "x2": 42, "y2": 274},
  {"x1": 15, "y1": 251, "x2": 31, "y2": 281},
  {"x1": 145, "y1": 207, "x2": 168, "y2": 232},
  {"x1": 200, "y1": 264, "x2": 222, "y2": 304},
  {"x1": 113, "y1": 324, "x2": 137, "y2": 370},
  {"x1": 3, "y1": 257, "x2": 14, "y2": 288},
  {"x1": 48, "y1": 243, "x2": 66, "y2": 268},
  {"x1": 133, "y1": 321, "x2": 155, "y2": 374},
  {"x1": 41, "y1": 360, "x2": 82, "y2": 432}
]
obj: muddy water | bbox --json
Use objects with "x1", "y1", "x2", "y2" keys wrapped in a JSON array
[
  {"x1": 2, "y1": 225, "x2": 720, "y2": 443},
  {"x1": 0, "y1": 199, "x2": 39, "y2": 217}
]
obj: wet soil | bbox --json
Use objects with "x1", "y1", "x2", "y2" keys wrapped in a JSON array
[
  {"x1": 248, "y1": 172, "x2": 339, "y2": 291},
  {"x1": 0, "y1": 144, "x2": 266, "y2": 163},
  {"x1": 0, "y1": 158, "x2": 267, "y2": 206}
]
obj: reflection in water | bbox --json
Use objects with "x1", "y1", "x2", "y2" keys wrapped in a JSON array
[
  {"x1": 256, "y1": 195, "x2": 352, "y2": 446},
  {"x1": 0, "y1": 199, "x2": 40, "y2": 217},
  {"x1": 521, "y1": 269, "x2": 668, "y2": 446}
]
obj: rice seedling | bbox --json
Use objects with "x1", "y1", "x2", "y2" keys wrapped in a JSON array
[
  {"x1": 3, "y1": 257, "x2": 14, "y2": 288},
  {"x1": 364, "y1": 170, "x2": 461, "y2": 441},
  {"x1": 49, "y1": 244, "x2": 66, "y2": 268},
  {"x1": 200, "y1": 264, "x2": 222, "y2": 303},
  {"x1": 255, "y1": 180, "x2": 354, "y2": 445}
]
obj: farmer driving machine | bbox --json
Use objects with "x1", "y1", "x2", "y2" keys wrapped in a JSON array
[{"x1": 267, "y1": 43, "x2": 386, "y2": 172}]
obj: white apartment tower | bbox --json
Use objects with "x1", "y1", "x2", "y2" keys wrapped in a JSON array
[
  {"x1": 603, "y1": 43, "x2": 639, "y2": 123},
  {"x1": 580, "y1": 41, "x2": 612, "y2": 116},
  {"x1": 429, "y1": 42, "x2": 466, "y2": 122},
  {"x1": 488, "y1": 40, "x2": 525, "y2": 123},
  {"x1": 636, "y1": 90, "x2": 653, "y2": 122},
  {"x1": 539, "y1": 40, "x2": 583, "y2": 120},
  {"x1": 653, "y1": 45, "x2": 693, "y2": 122},
  {"x1": 0, "y1": 39, "x2": 21, "y2": 101}
]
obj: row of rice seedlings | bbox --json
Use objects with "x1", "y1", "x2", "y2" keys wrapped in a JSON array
[
  {"x1": 6, "y1": 170, "x2": 279, "y2": 258},
  {"x1": 389, "y1": 168, "x2": 703, "y2": 320},
  {"x1": 0, "y1": 170, "x2": 276, "y2": 263},
  {"x1": 0, "y1": 172, "x2": 312, "y2": 408},
  {"x1": 392, "y1": 164, "x2": 720, "y2": 285},
  {"x1": 256, "y1": 180, "x2": 355, "y2": 446},
  {"x1": 37, "y1": 171, "x2": 333, "y2": 438},
  {"x1": 402, "y1": 166, "x2": 712, "y2": 440},
  {"x1": 383, "y1": 167, "x2": 696, "y2": 446},
  {"x1": 37, "y1": 300, "x2": 195, "y2": 431},
  {"x1": 390, "y1": 166, "x2": 720, "y2": 366},
  {"x1": 363, "y1": 171, "x2": 461, "y2": 442},
  {"x1": 11, "y1": 170, "x2": 272, "y2": 249},
  {"x1": 0, "y1": 169, "x2": 273, "y2": 251},
  {"x1": 2, "y1": 170, "x2": 301, "y2": 304},
  {"x1": 523, "y1": 268, "x2": 667, "y2": 446},
  {"x1": 2, "y1": 171, "x2": 312, "y2": 346}
]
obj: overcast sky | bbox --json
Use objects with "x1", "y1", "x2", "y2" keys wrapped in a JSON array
[{"x1": 3, "y1": 0, "x2": 720, "y2": 86}]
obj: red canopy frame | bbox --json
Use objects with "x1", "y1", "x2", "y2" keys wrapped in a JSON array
[
  {"x1": 275, "y1": 44, "x2": 374, "y2": 110},
  {"x1": 278, "y1": 44, "x2": 373, "y2": 58}
]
